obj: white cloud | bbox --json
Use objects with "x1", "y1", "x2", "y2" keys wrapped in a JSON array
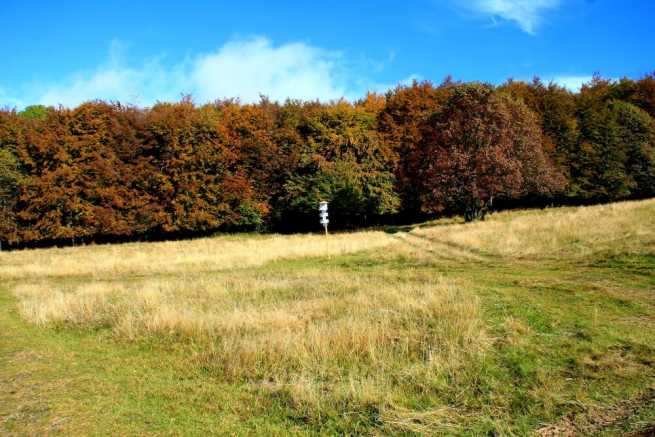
[
  {"x1": 550, "y1": 75, "x2": 593, "y2": 91},
  {"x1": 2, "y1": 37, "x2": 388, "y2": 109},
  {"x1": 191, "y1": 37, "x2": 346, "y2": 103},
  {"x1": 461, "y1": 0, "x2": 561, "y2": 34},
  {"x1": 357, "y1": 74, "x2": 424, "y2": 97},
  {"x1": 35, "y1": 59, "x2": 188, "y2": 108},
  {"x1": 512, "y1": 75, "x2": 594, "y2": 92}
]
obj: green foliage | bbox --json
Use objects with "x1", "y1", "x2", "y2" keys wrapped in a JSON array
[
  {"x1": 570, "y1": 89, "x2": 655, "y2": 201},
  {"x1": 573, "y1": 88, "x2": 631, "y2": 200},
  {"x1": 0, "y1": 112, "x2": 25, "y2": 245},
  {"x1": 612, "y1": 101, "x2": 655, "y2": 197},
  {"x1": 281, "y1": 158, "x2": 399, "y2": 229},
  {"x1": 0, "y1": 122, "x2": 23, "y2": 244},
  {"x1": 18, "y1": 105, "x2": 51, "y2": 120},
  {"x1": 0, "y1": 148, "x2": 21, "y2": 197},
  {"x1": 276, "y1": 102, "x2": 399, "y2": 230}
]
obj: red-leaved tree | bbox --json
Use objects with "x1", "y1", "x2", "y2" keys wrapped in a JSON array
[{"x1": 418, "y1": 84, "x2": 564, "y2": 221}]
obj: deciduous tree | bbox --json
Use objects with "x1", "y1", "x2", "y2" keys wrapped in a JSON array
[{"x1": 418, "y1": 84, "x2": 563, "y2": 221}]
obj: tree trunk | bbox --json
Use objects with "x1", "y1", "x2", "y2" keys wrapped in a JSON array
[{"x1": 464, "y1": 199, "x2": 489, "y2": 222}]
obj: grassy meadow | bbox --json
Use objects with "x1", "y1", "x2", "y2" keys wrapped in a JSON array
[{"x1": 1, "y1": 200, "x2": 655, "y2": 435}]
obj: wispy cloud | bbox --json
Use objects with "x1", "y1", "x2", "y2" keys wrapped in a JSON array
[
  {"x1": 32, "y1": 40, "x2": 189, "y2": 108},
  {"x1": 2, "y1": 37, "x2": 395, "y2": 109},
  {"x1": 550, "y1": 75, "x2": 593, "y2": 91},
  {"x1": 458, "y1": 0, "x2": 561, "y2": 34},
  {"x1": 358, "y1": 74, "x2": 424, "y2": 97},
  {"x1": 511, "y1": 75, "x2": 594, "y2": 91}
]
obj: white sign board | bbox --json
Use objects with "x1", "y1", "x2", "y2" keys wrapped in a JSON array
[{"x1": 319, "y1": 201, "x2": 329, "y2": 234}]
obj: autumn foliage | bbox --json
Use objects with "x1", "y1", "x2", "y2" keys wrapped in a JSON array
[
  {"x1": 1, "y1": 74, "x2": 655, "y2": 247},
  {"x1": 417, "y1": 84, "x2": 564, "y2": 221}
]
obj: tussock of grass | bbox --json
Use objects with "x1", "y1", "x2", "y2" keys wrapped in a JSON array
[{"x1": 15, "y1": 272, "x2": 487, "y2": 378}]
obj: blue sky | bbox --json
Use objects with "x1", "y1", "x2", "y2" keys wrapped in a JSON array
[{"x1": 1, "y1": 0, "x2": 654, "y2": 108}]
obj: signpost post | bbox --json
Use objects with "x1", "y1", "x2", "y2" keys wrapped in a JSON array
[{"x1": 319, "y1": 201, "x2": 329, "y2": 236}]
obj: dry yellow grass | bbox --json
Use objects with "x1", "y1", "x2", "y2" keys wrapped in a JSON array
[
  {"x1": 4, "y1": 199, "x2": 651, "y2": 282},
  {"x1": 413, "y1": 199, "x2": 655, "y2": 259},
  {"x1": 13, "y1": 270, "x2": 485, "y2": 379},
  {"x1": 5, "y1": 223, "x2": 488, "y2": 422},
  {"x1": 6, "y1": 199, "x2": 654, "y2": 354},
  {"x1": 0, "y1": 230, "x2": 395, "y2": 280}
]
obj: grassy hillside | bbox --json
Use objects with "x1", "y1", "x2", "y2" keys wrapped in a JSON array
[{"x1": 1, "y1": 200, "x2": 654, "y2": 436}]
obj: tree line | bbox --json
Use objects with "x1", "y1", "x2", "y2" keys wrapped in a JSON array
[{"x1": 1, "y1": 74, "x2": 654, "y2": 248}]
